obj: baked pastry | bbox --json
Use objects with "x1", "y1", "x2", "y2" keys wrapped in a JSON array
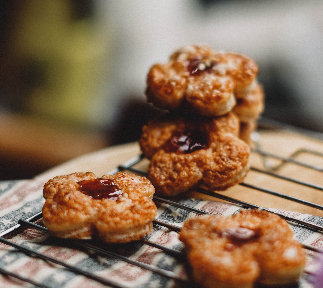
[
  {"x1": 139, "y1": 112, "x2": 250, "y2": 196},
  {"x1": 145, "y1": 45, "x2": 259, "y2": 117},
  {"x1": 233, "y1": 83, "x2": 264, "y2": 123},
  {"x1": 232, "y1": 83, "x2": 264, "y2": 145},
  {"x1": 42, "y1": 172, "x2": 157, "y2": 243},
  {"x1": 238, "y1": 120, "x2": 257, "y2": 145},
  {"x1": 179, "y1": 209, "x2": 306, "y2": 288}
]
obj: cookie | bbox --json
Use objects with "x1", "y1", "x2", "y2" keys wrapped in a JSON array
[
  {"x1": 179, "y1": 209, "x2": 306, "y2": 288},
  {"x1": 233, "y1": 83, "x2": 264, "y2": 123},
  {"x1": 145, "y1": 45, "x2": 259, "y2": 117},
  {"x1": 139, "y1": 112, "x2": 250, "y2": 196},
  {"x1": 42, "y1": 172, "x2": 157, "y2": 243},
  {"x1": 238, "y1": 120, "x2": 257, "y2": 146}
]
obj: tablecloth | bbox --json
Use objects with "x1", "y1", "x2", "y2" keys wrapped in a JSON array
[{"x1": 0, "y1": 179, "x2": 322, "y2": 288}]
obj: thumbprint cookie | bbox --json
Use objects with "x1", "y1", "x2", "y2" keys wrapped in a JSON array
[
  {"x1": 179, "y1": 209, "x2": 306, "y2": 288},
  {"x1": 42, "y1": 172, "x2": 157, "y2": 243},
  {"x1": 139, "y1": 112, "x2": 250, "y2": 196},
  {"x1": 145, "y1": 44, "x2": 260, "y2": 117}
]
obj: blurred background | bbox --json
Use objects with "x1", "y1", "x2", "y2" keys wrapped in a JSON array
[{"x1": 0, "y1": 0, "x2": 322, "y2": 179}]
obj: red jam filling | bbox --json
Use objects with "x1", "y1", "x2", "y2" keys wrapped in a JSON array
[
  {"x1": 187, "y1": 58, "x2": 217, "y2": 76},
  {"x1": 162, "y1": 128, "x2": 208, "y2": 154},
  {"x1": 78, "y1": 178, "x2": 122, "y2": 200}
]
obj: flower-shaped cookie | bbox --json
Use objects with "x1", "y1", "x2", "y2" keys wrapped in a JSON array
[
  {"x1": 179, "y1": 209, "x2": 306, "y2": 288},
  {"x1": 146, "y1": 45, "x2": 259, "y2": 117},
  {"x1": 233, "y1": 83, "x2": 264, "y2": 123},
  {"x1": 238, "y1": 121, "x2": 257, "y2": 145},
  {"x1": 42, "y1": 172, "x2": 157, "y2": 243},
  {"x1": 233, "y1": 83, "x2": 264, "y2": 144},
  {"x1": 139, "y1": 112, "x2": 250, "y2": 196}
]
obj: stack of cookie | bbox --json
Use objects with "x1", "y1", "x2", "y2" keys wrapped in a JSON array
[{"x1": 139, "y1": 45, "x2": 264, "y2": 197}]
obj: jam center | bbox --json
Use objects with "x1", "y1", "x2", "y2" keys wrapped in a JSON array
[
  {"x1": 187, "y1": 58, "x2": 216, "y2": 76},
  {"x1": 78, "y1": 178, "x2": 122, "y2": 200},
  {"x1": 162, "y1": 128, "x2": 208, "y2": 154}
]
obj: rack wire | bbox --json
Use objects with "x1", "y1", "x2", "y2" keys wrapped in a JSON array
[{"x1": 0, "y1": 121, "x2": 323, "y2": 288}]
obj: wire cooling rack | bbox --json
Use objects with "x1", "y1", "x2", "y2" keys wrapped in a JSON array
[{"x1": 0, "y1": 119, "x2": 322, "y2": 288}]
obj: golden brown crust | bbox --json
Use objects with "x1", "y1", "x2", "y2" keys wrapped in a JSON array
[
  {"x1": 42, "y1": 172, "x2": 157, "y2": 243},
  {"x1": 233, "y1": 84, "x2": 265, "y2": 122},
  {"x1": 139, "y1": 113, "x2": 180, "y2": 160},
  {"x1": 139, "y1": 112, "x2": 250, "y2": 196},
  {"x1": 186, "y1": 75, "x2": 236, "y2": 116},
  {"x1": 221, "y1": 53, "x2": 258, "y2": 90},
  {"x1": 145, "y1": 45, "x2": 259, "y2": 117},
  {"x1": 179, "y1": 210, "x2": 306, "y2": 288},
  {"x1": 140, "y1": 112, "x2": 241, "y2": 160},
  {"x1": 146, "y1": 62, "x2": 187, "y2": 110},
  {"x1": 238, "y1": 121, "x2": 257, "y2": 146}
]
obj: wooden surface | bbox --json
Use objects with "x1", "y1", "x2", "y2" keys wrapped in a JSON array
[
  {"x1": 0, "y1": 112, "x2": 108, "y2": 179},
  {"x1": 35, "y1": 128, "x2": 323, "y2": 217},
  {"x1": 190, "y1": 129, "x2": 323, "y2": 217}
]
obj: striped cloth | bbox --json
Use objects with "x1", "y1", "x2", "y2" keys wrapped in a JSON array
[{"x1": 0, "y1": 179, "x2": 322, "y2": 288}]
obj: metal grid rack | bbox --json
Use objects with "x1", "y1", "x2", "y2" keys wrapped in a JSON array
[{"x1": 0, "y1": 121, "x2": 323, "y2": 288}]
